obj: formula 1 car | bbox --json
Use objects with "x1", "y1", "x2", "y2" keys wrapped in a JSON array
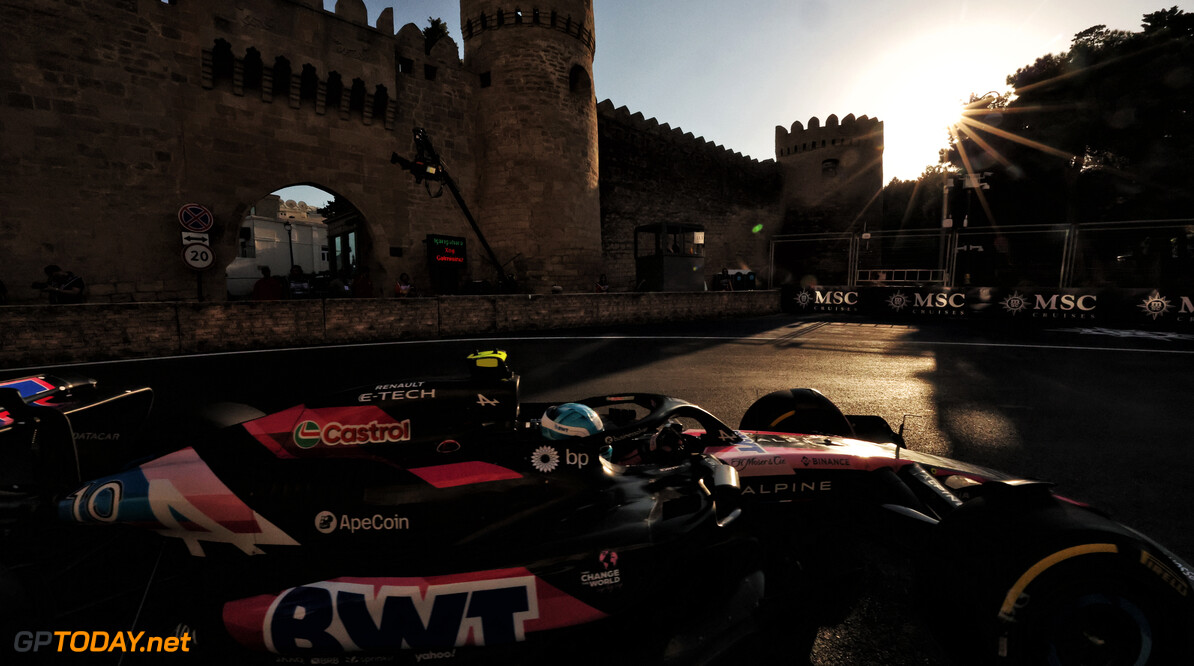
[{"x1": 0, "y1": 352, "x2": 1191, "y2": 666}]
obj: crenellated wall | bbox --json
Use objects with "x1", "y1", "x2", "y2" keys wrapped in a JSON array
[
  {"x1": 774, "y1": 113, "x2": 885, "y2": 233},
  {"x1": 597, "y1": 100, "x2": 783, "y2": 290},
  {"x1": 0, "y1": 0, "x2": 491, "y2": 304}
]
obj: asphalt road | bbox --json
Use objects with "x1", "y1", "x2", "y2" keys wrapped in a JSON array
[{"x1": 4, "y1": 315, "x2": 1193, "y2": 665}]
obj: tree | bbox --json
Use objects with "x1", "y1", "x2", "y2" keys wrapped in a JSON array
[
  {"x1": 942, "y1": 7, "x2": 1194, "y2": 224},
  {"x1": 423, "y1": 17, "x2": 449, "y2": 55}
]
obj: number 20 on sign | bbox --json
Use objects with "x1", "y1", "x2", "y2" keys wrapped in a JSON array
[{"x1": 182, "y1": 243, "x2": 214, "y2": 271}]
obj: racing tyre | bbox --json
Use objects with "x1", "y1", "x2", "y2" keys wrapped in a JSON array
[
  {"x1": 920, "y1": 489, "x2": 1193, "y2": 666},
  {"x1": 994, "y1": 556, "x2": 1191, "y2": 666}
]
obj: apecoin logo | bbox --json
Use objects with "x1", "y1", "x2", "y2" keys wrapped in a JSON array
[{"x1": 315, "y1": 510, "x2": 337, "y2": 534}]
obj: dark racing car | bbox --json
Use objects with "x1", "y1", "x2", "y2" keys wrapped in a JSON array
[{"x1": 1, "y1": 351, "x2": 1190, "y2": 665}]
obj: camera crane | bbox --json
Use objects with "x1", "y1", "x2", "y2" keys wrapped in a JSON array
[{"x1": 391, "y1": 128, "x2": 516, "y2": 292}]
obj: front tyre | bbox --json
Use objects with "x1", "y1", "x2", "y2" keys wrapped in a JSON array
[{"x1": 997, "y1": 558, "x2": 1182, "y2": 665}]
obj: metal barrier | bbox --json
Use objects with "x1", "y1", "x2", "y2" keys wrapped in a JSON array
[{"x1": 770, "y1": 219, "x2": 1194, "y2": 291}]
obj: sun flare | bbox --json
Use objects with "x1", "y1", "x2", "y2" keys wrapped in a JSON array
[{"x1": 852, "y1": 29, "x2": 1014, "y2": 181}]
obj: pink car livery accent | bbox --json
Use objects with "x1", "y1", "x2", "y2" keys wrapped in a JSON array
[
  {"x1": 408, "y1": 461, "x2": 523, "y2": 488},
  {"x1": 708, "y1": 432, "x2": 901, "y2": 477},
  {"x1": 223, "y1": 568, "x2": 608, "y2": 653},
  {"x1": 59, "y1": 447, "x2": 298, "y2": 556}
]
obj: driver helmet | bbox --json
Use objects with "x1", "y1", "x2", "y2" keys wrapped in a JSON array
[{"x1": 540, "y1": 403, "x2": 604, "y2": 441}]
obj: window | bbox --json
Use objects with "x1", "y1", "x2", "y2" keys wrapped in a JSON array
[
  {"x1": 238, "y1": 226, "x2": 256, "y2": 258},
  {"x1": 821, "y1": 159, "x2": 839, "y2": 178},
  {"x1": 480, "y1": 71, "x2": 491, "y2": 88},
  {"x1": 569, "y1": 65, "x2": 590, "y2": 94}
]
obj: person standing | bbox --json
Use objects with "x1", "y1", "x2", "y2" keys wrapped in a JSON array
[
  {"x1": 287, "y1": 264, "x2": 311, "y2": 299},
  {"x1": 41, "y1": 265, "x2": 86, "y2": 303},
  {"x1": 251, "y1": 266, "x2": 285, "y2": 300},
  {"x1": 352, "y1": 266, "x2": 374, "y2": 298}
]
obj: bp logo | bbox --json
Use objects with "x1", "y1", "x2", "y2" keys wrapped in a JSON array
[
  {"x1": 1138, "y1": 291, "x2": 1173, "y2": 320},
  {"x1": 531, "y1": 445, "x2": 560, "y2": 473},
  {"x1": 886, "y1": 291, "x2": 909, "y2": 312},
  {"x1": 294, "y1": 420, "x2": 322, "y2": 449},
  {"x1": 1000, "y1": 291, "x2": 1029, "y2": 315}
]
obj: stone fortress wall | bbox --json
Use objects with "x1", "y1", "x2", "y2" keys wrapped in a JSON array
[
  {"x1": 597, "y1": 102, "x2": 783, "y2": 290},
  {"x1": 0, "y1": 0, "x2": 882, "y2": 305},
  {"x1": 775, "y1": 114, "x2": 885, "y2": 232}
]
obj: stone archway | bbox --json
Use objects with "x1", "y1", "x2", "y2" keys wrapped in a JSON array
[{"x1": 226, "y1": 184, "x2": 380, "y2": 299}]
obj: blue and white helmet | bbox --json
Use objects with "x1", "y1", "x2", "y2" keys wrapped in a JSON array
[{"x1": 540, "y1": 403, "x2": 604, "y2": 441}]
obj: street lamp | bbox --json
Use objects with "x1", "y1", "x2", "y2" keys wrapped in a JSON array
[{"x1": 283, "y1": 220, "x2": 295, "y2": 269}]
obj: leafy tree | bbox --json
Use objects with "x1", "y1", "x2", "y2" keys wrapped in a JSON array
[
  {"x1": 941, "y1": 7, "x2": 1194, "y2": 224},
  {"x1": 423, "y1": 17, "x2": 449, "y2": 55}
]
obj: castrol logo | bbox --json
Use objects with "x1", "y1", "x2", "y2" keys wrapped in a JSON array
[{"x1": 293, "y1": 419, "x2": 412, "y2": 449}]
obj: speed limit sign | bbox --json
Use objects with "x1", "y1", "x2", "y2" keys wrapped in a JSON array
[{"x1": 182, "y1": 243, "x2": 214, "y2": 270}]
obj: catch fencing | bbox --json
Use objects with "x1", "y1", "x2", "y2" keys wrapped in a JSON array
[
  {"x1": 770, "y1": 219, "x2": 1193, "y2": 291},
  {"x1": 772, "y1": 219, "x2": 1194, "y2": 330}
]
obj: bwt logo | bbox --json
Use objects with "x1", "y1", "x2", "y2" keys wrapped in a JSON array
[{"x1": 264, "y1": 578, "x2": 539, "y2": 652}]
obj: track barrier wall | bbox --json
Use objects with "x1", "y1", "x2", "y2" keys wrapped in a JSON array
[
  {"x1": 782, "y1": 285, "x2": 1194, "y2": 331},
  {"x1": 0, "y1": 291, "x2": 782, "y2": 368}
]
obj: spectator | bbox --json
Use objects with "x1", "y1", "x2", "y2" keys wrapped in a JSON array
[
  {"x1": 251, "y1": 266, "x2": 285, "y2": 300},
  {"x1": 352, "y1": 266, "x2": 374, "y2": 298},
  {"x1": 713, "y1": 268, "x2": 734, "y2": 292},
  {"x1": 594, "y1": 274, "x2": 609, "y2": 293},
  {"x1": 394, "y1": 272, "x2": 416, "y2": 297},
  {"x1": 328, "y1": 269, "x2": 352, "y2": 297},
  {"x1": 287, "y1": 264, "x2": 311, "y2": 299},
  {"x1": 40, "y1": 265, "x2": 86, "y2": 303}
]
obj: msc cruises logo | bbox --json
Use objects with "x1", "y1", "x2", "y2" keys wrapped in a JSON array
[
  {"x1": 1138, "y1": 291, "x2": 1174, "y2": 320},
  {"x1": 1000, "y1": 291, "x2": 1029, "y2": 315},
  {"x1": 792, "y1": 289, "x2": 815, "y2": 309},
  {"x1": 886, "y1": 291, "x2": 910, "y2": 312}
]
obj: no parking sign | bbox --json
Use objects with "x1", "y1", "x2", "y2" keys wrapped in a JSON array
[
  {"x1": 177, "y1": 203, "x2": 214, "y2": 233},
  {"x1": 177, "y1": 203, "x2": 214, "y2": 271}
]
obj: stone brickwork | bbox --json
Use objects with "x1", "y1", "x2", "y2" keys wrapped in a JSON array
[
  {"x1": 0, "y1": 292, "x2": 781, "y2": 368},
  {"x1": 597, "y1": 102, "x2": 784, "y2": 291},
  {"x1": 0, "y1": 0, "x2": 489, "y2": 304},
  {"x1": 460, "y1": 1, "x2": 602, "y2": 292},
  {"x1": 775, "y1": 114, "x2": 885, "y2": 232},
  {"x1": 0, "y1": 0, "x2": 881, "y2": 308}
]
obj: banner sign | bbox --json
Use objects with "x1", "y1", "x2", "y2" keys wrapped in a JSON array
[
  {"x1": 426, "y1": 234, "x2": 467, "y2": 268},
  {"x1": 782, "y1": 285, "x2": 1194, "y2": 330}
]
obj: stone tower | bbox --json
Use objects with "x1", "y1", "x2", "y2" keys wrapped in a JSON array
[
  {"x1": 460, "y1": 2, "x2": 601, "y2": 292},
  {"x1": 775, "y1": 114, "x2": 884, "y2": 232}
]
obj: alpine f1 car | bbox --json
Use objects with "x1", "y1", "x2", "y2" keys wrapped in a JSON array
[{"x1": 0, "y1": 351, "x2": 1190, "y2": 665}]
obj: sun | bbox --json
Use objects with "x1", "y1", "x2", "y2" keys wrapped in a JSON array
[{"x1": 851, "y1": 29, "x2": 1011, "y2": 181}]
